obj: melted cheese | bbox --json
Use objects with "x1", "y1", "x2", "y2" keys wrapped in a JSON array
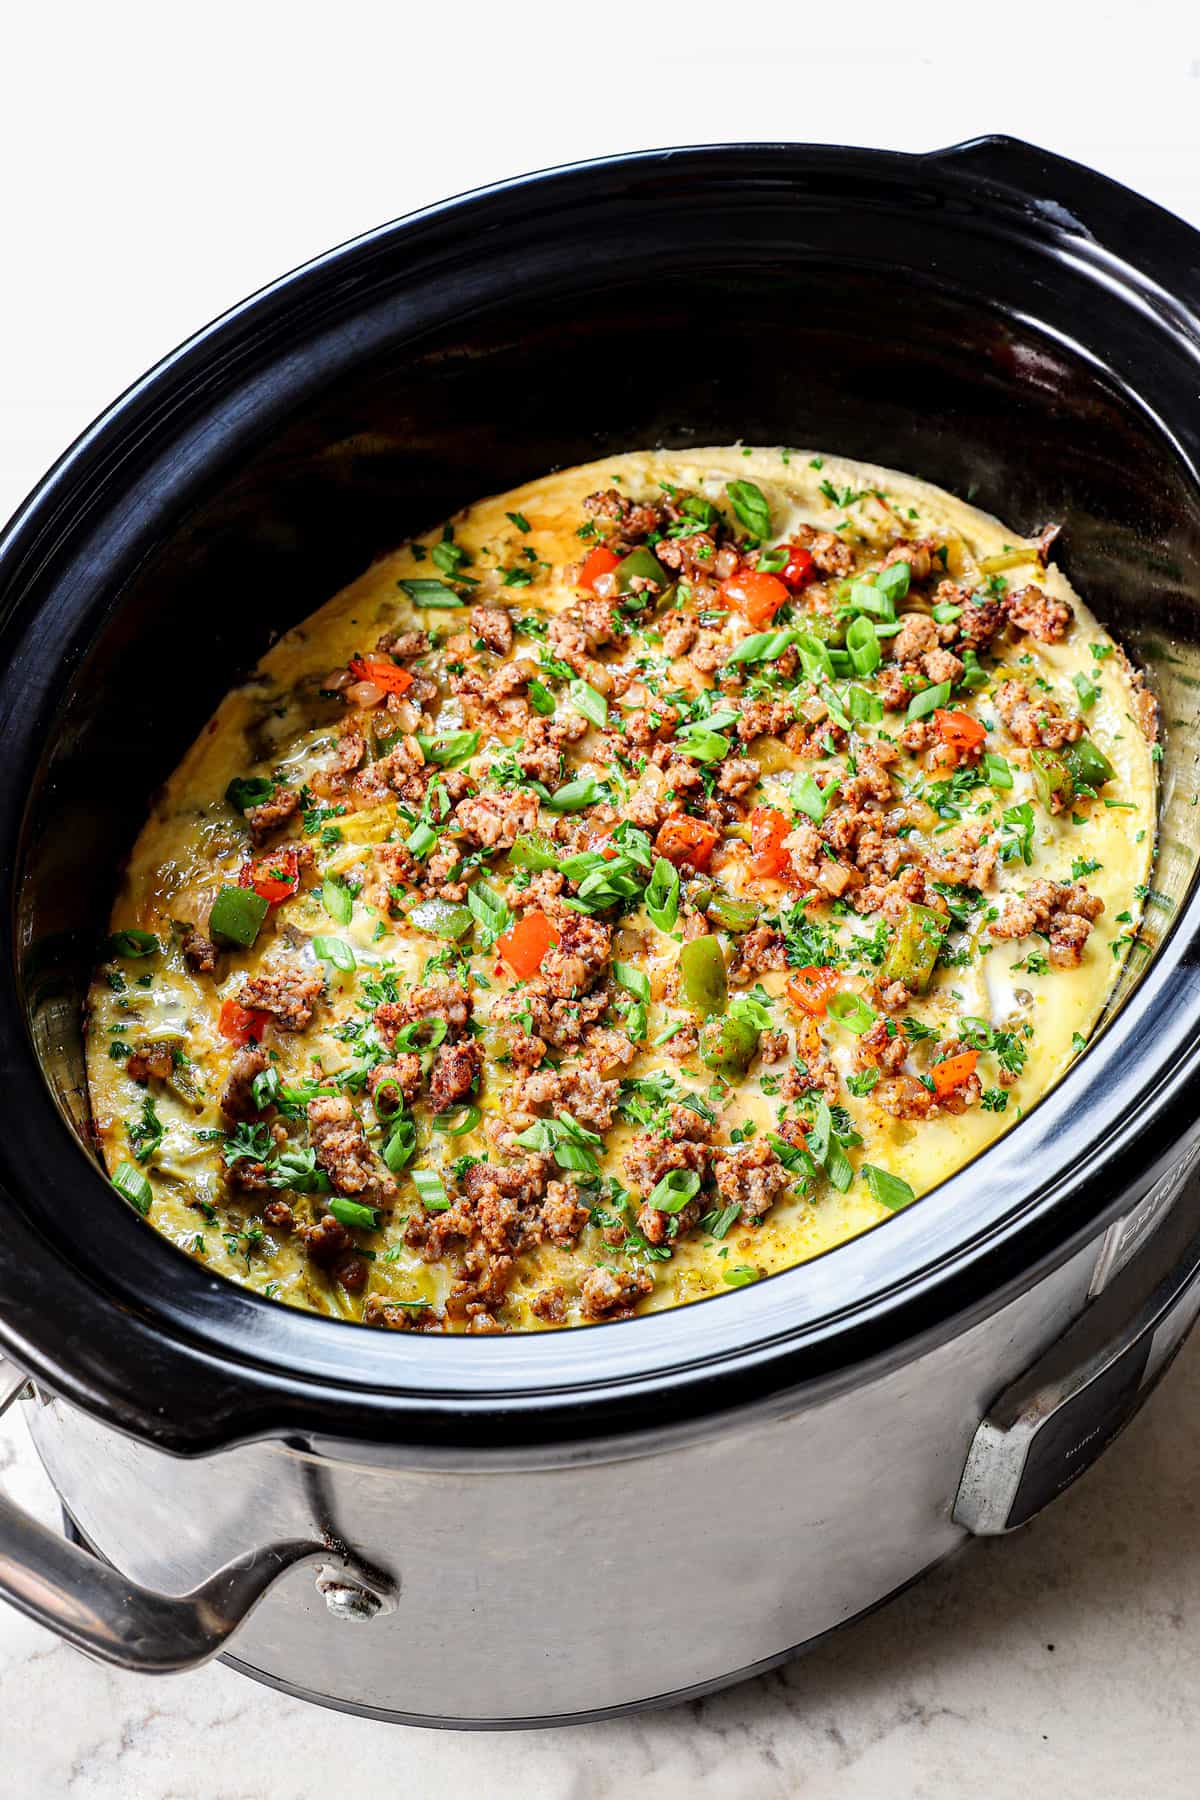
[{"x1": 86, "y1": 449, "x2": 1157, "y2": 1328}]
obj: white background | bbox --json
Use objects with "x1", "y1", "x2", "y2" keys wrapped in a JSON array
[
  {"x1": 3, "y1": 2, "x2": 1200, "y2": 525},
  {"x1": 3, "y1": 6, "x2": 1200, "y2": 1796}
]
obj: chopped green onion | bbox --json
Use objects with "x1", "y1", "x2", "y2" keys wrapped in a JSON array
[
  {"x1": 613, "y1": 962, "x2": 651, "y2": 1002},
  {"x1": 466, "y1": 882, "x2": 512, "y2": 950},
  {"x1": 544, "y1": 775, "x2": 606, "y2": 813},
  {"x1": 225, "y1": 775, "x2": 275, "y2": 813},
  {"x1": 647, "y1": 1168, "x2": 702, "y2": 1213},
  {"x1": 413, "y1": 1168, "x2": 450, "y2": 1211},
  {"x1": 846, "y1": 613, "x2": 881, "y2": 677},
  {"x1": 847, "y1": 685, "x2": 884, "y2": 724},
  {"x1": 875, "y1": 560, "x2": 911, "y2": 605},
  {"x1": 329, "y1": 1197, "x2": 380, "y2": 1230},
  {"x1": 726, "y1": 479, "x2": 771, "y2": 539},
  {"x1": 982, "y1": 752, "x2": 1013, "y2": 790},
  {"x1": 723, "y1": 627, "x2": 799, "y2": 666},
  {"x1": 321, "y1": 877, "x2": 353, "y2": 925},
  {"x1": 432, "y1": 539, "x2": 469, "y2": 576},
  {"x1": 862, "y1": 1164, "x2": 916, "y2": 1211},
  {"x1": 416, "y1": 729, "x2": 480, "y2": 767},
  {"x1": 931, "y1": 601, "x2": 962, "y2": 624},
  {"x1": 507, "y1": 510, "x2": 531, "y2": 533},
  {"x1": 432, "y1": 1104, "x2": 482, "y2": 1136},
  {"x1": 792, "y1": 771, "x2": 837, "y2": 823},
  {"x1": 312, "y1": 935, "x2": 356, "y2": 972},
  {"x1": 844, "y1": 579, "x2": 895, "y2": 622},
  {"x1": 1072, "y1": 672, "x2": 1099, "y2": 711},
  {"x1": 795, "y1": 632, "x2": 835, "y2": 681},
  {"x1": 826, "y1": 991, "x2": 876, "y2": 1035},
  {"x1": 722, "y1": 1264, "x2": 760, "y2": 1287},
  {"x1": 905, "y1": 680, "x2": 952, "y2": 723},
  {"x1": 645, "y1": 858, "x2": 680, "y2": 931},
  {"x1": 569, "y1": 679, "x2": 609, "y2": 727},
  {"x1": 406, "y1": 820, "x2": 438, "y2": 859},
  {"x1": 105, "y1": 928, "x2": 161, "y2": 959},
  {"x1": 382, "y1": 1115, "x2": 417, "y2": 1172},
  {"x1": 112, "y1": 1160, "x2": 153, "y2": 1216},
  {"x1": 397, "y1": 579, "x2": 465, "y2": 607}
]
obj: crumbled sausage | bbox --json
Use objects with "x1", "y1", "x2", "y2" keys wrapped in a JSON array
[
  {"x1": 539, "y1": 1180, "x2": 591, "y2": 1245},
  {"x1": 245, "y1": 785, "x2": 300, "y2": 843},
  {"x1": 182, "y1": 928, "x2": 218, "y2": 973},
  {"x1": 538, "y1": 914, "x2": 612, "y2": 999},
  {"x1": 454, "y1": 787, "x2": 540, "y2": 850},
  {"x1": 470, "y1": 606, "x2": 514, "y2": 655},
  {"x1": 368, "y1": 1057, "x2": 423, "y2": 1110},
  {"x1": 126, "y1": 1041, "x2": 176, "y2": 1084},
  {"x1": 712, "y1": 1139, "x2": 791, "y2": 1224},
  {"x1": 578, "y1": 1264, "x2": 654, "y2": 1320},
  {"x1": 428, "y1": 1039, "x2": 483, "y2": 1113},
  {"x1": 990, "y1": 879, "x2": 1104, "y2": 967},
  {"x1": 715, "y1": 757, "x2": 760, "y2": 800},
  {"x1": 238, "y1": 962, "x2": 324, "y2": 1032},
  {"x1": 299, "y1": 1213, "x2": 352, "y2": 1265},
  {"x1": 375, "y1": 981, "x2": 473, "y2": 1047},
  {"x1": 994, "y1": 680, "x2": 1083, "y2": 749},
  {"x1": 307, "y1": 1096, "x2": 397, "y2": 1205},
  {"x1": 531, "y1": 1285, "x2": 567, "y2": 1324},
  {"x1": 220, "y1": 1045, "x2": 271, "y2": 1120},
  {"x1": 889, "y1": 613, "x2": 939, "y2": 663},
  {"x1": 736, "y1": 698, "x2": 795, "y2": 744},
  {"x1": 1006, "y1": 583, "x2": 1072, "y2": 642}
]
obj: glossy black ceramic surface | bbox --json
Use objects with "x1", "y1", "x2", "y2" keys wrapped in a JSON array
[{"x1": 3, "y1": 138, "x2": 1200, "y2": 1453}]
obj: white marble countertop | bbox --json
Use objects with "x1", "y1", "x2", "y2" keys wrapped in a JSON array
[{"x1": 3, "y1": 9, "x2": 1200, "y2": 1795}]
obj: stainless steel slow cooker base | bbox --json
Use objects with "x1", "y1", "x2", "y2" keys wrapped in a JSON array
[
  {"x1": 56, "y1": 1502, "x2": 955, "y2": 1727},
  {"x1": 11, "y1": 1167, "x2": 1200, "y2": 1725}
]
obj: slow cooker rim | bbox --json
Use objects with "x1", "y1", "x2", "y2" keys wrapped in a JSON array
[{"x1": 4, "y1": 136, "x2": 1200, "y2": 1454}]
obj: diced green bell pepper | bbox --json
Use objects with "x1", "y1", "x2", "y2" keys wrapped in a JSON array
[
  {"x1": 508, "y1": 831, "x2": 562, "y2": 871},
  {"x1": 1064, "y1": 737, "x2": 1116, "y2": 790},
  {"x1": 615, "y1": 547, "x2": 669, "y2": 592},
  {"x1": 1031, "y1": 747, "x2": 1073, "y2": 813},
  {"x1": 801, "y1": 610, "x2": 847, "y2": 647},
  {"x1": 703, "y1": 891, "x2": 761, "y2": 932},
  {"x1": 699, "y1": 1015, "x2": 760, "y2": 1076},
  {"x1": 408, "y1": 898, "x2": 474, "y2": 940},
  {"x1": 881, "y1": 902, "x2": 946, "y2": 994},
  {"x1": 209, "y1": 887, "x2": 269, "y2": 949},
  {"x1": 679, "y1": 935, "x2": 728, "y2": 1017}
]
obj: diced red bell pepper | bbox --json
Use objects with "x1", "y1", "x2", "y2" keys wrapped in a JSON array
[
  {"x1": 497, "y1": 909, "x2": 560, "y2": 979},
  {"x1": 786, "y1": 966, "x2": 840, "y2": 1017},
  {"x1": 721, "y1": 570, "x2": 790, "y2": 629},
  {"x1": 749, "y1": 806, "x2": 793, "y2": 879},
  {"x1": 239, "y1": 847, "x2": 301, "y2": 905},
  {"x1": 780, "y1": 544, "x2": 816, "y2": 591},
  {"x1": 931, "y1": 1048, "x2": 979, "y2": 1096},
  {"x1": 218, "y1": 998, "x2": 270, "y2": 1044},
  {"x1": 932, "y1": 709, "x2": 986, "y2": 761},
  {"x1": 654, "y1": 815, "x2": 720, "y2": 871},
  {"x1": 347, "y1": 657, "x2": 414, "y2": 697},
  {"x1": 579, "y1": 546, "x2": 622, "y2": 591}
]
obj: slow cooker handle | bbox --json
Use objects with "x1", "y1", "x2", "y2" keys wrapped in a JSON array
[
  {"x1": 0, "y1": 1361, "x2": 383, "y2": 1672},
  {"x1": 955, "y1": 1176, "x2": 1200, "y2": 1535}
]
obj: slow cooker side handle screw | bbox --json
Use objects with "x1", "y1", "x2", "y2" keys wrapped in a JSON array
[{"x1": 0, "y1": 1355, "x2": 388, "y2": 1671}]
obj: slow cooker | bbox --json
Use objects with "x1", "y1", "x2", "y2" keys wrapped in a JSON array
[{"x1": 2, "y1": 137, "x2": 1200, "y2": 1727}]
